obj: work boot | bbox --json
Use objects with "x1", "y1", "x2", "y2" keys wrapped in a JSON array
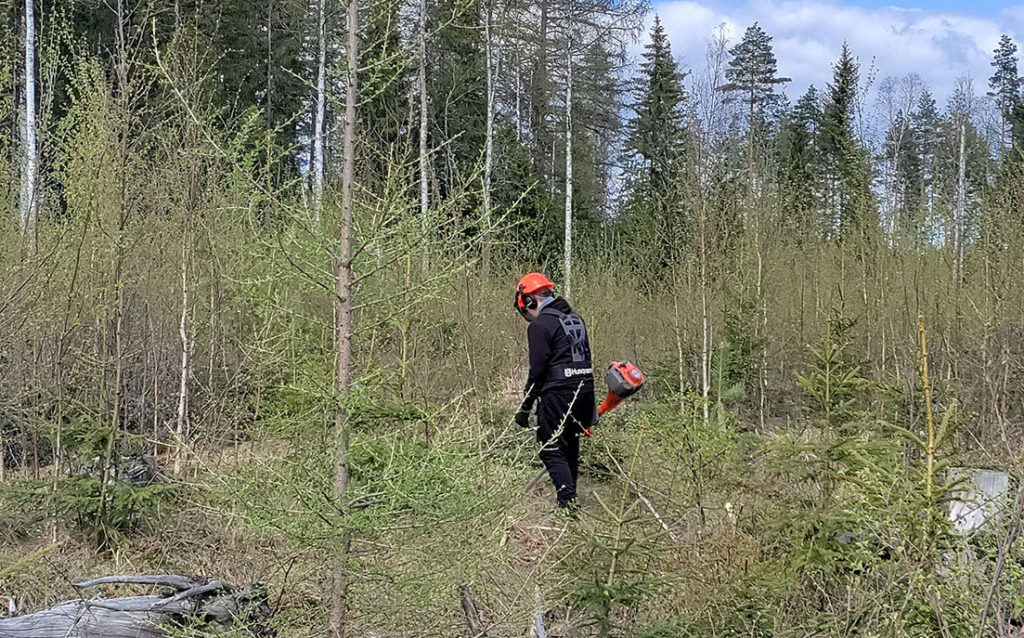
[{"x1": 556, "y1": 498, "x2": 580, "y2": 520}]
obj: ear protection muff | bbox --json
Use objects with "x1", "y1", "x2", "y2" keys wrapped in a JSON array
[{"x1": 515, "y1": 285, "x2": 538, "y2": 320}]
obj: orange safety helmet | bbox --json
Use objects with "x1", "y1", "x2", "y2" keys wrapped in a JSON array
[{"x1": 514, "y1": 272, "x2": 555, "y2": 319}]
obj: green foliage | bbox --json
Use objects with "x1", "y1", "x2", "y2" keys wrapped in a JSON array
[
  {"x1": 621, "y1": 17, "x2": 690, "y2": 270},
  {"x1": 721, "y1": 22, "x2": 788, "y2": 124},
  {"x1": 795, "y1": 310, "x2": 871, "y2": 430},
  {"x1": 5, "y1": 6, "x2": 1024, "y2": 637},
  {"x1": 776, "y1": 85, "x2": 822, "y2": 242},
  {"x1": 820, "y1": 43, "x2": 875, "y2": 238},
  {"x1": 561, "y1": 418, "x2": 669, "y2": 635},
  {"x1": 56, "y1": 477, "x2": 177, "y2": 544},
  {"x1": 710, "y1": 338, "x2": 746, "y2": 416},
  {"x1": 989, "y1": 34, "x2": 1021, "y2": 118}
]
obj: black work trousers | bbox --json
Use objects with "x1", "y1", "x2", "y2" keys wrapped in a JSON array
[{"x1": 536, "y1": 386, "x2": 595, "y2": 508}]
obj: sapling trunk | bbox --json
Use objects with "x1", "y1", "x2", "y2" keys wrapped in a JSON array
[
  {"x1": 563, "y1": 42, "x2": 573, "y2": 300},
  {"x1": 329, "y1": 0, "x2": 360, "y2": 630},
  {"x1": 418, "y1": 0, "x2": 428, "y2": 256},
  {"x1": 918, "y1": 314, "x2": 935, "y2": 503}
]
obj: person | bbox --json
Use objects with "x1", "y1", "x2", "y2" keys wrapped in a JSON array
[{"x1": 513, "y1": 272, "x2": 597, "y2": 513}]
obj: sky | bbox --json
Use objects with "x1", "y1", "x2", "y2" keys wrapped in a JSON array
[{"x1": 652, "y1": 0, "x2": 1024, "y2": 106}]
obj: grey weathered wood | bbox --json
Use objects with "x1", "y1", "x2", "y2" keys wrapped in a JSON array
[
  {"x1": 948, "y1": 468, "x2": 1011, "y2": 533},
  {"x1": 460, "y1": 584, "x2": 485, "y2": 636},
  {"x1": 74, "y1": 575, "x2": 193, "y2": 591},
  {"x1": 0, "y1": 575, "x2": 270, "y2": 638}
]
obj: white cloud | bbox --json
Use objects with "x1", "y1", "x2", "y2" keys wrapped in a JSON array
[{"x1": 653, "y1": 0, "x2": 1020, "y2": 105}]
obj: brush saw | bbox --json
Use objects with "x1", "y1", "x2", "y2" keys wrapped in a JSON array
[{"x1": 585, "y1": 360, "x2": 645, "y2": 437}]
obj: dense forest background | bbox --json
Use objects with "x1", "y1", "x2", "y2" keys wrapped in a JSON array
[{"x1": 2, "y1": 0, "x2": 1024, "y2": 635}]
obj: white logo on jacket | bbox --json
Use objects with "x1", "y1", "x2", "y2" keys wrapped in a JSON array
[{"x1": 563, "y1": 367, "x2": 593, "y2": 378}]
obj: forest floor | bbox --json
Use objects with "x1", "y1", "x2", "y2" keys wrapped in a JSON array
[{"x1": 0, "y1": 437, "x2": 661, "y2": 637}]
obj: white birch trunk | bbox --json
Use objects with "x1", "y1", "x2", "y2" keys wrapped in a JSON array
[
  {"x1": 173, "y1": 220, "x2": 190, "y2": 475},
  {"x1": 483, "y1": 0, "x2": 494, "y2": 243},
  {"x1": 312, "y1": 0, "x2": 327, "y2": 224},
  {"x1": 700, "y1": 201, "x2": 710, "y2": 425},
  {"x1": 19, "y1": 0, "x2": 37, "y2": 235},
  {"x1": 955, "y1": 123, "x2": 966, "y2": 282},
  {"x1": 563, "y1": 48, "x2": 573, "y2": 300},
  {"x1": 418, "y1": 0, "x2": 429, "y2": 247},
  {"x1": 515, "y1": 53, "x2": 522, "y2": 142}
]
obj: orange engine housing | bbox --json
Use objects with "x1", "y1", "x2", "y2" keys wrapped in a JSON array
[{"x1": 597, "y1": 361, "x2": 645, "y2": 416}]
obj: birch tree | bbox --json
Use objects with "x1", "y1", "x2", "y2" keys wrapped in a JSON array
[
  {"x1": 19, "y1": 0, "x2": 37, "y2": 236},
  {"x1": 312, "y1": 0, "x2": 327, "y2": 223},
  {"x1": 552, "y1": 0, "x2": 643, "y2": 298},
  {"x1": 419, "y1": 0, "x2": 428, "y2": 245},
  {"x1": 563, "y1": 40, "x2": 573, "y2": 298},
  {"x1": 483, "y1": 0, "x2": 495, "y2": 266}
]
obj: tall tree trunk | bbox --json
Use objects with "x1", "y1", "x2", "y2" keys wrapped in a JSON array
[
  {"x1": 97, "y1": 0, "x2": 131, "y2": 550},
  {"x1": 562, "y1": 46, "x2": 572, "y2": 300},
  {"x1": 531, "y1": 0, "x2": 548, "y2": 178},
  {"x1": 20, "y1": 0, "x2": 37, "y2": 238},
  {"x1": 515, "y1": 52, "x2": 522, "y2": 142},
  {"x1": 329, "y1": 0, "x2": 359, "y2": 631},
  {"x1": 265, "y1": 4, "x2": 273, "y2": 130},
  {"x1": 483, "y1": 0, "x2": 494, "y2": 267},
  {"x1": 748, "y1": 85, "x2": 766, "y2": 432},
  {"x1": 955, "y1": 123, "x2": 966, "y2": 284},
  {"x1": 312, "y1": 0, "x2": 327, "y2": 224},
  {"x1": 700, "y1": 199, "x2": 709, "y2": 425},
  {"x1": 174, "y1": 196, "x2": 191, "y2": 475},
  {"x1": 418, "y1": 0, "x2": 428, "y2": 255}
]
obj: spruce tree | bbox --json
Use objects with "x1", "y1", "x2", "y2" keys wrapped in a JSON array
[
  {"x1": 883, "y1": 110, "x2": 923, "y2": 243},
  {"x1": 360, "y1": 0, "x2": 411, "y2": 178},
  {"x1": 908, "y1": 91, "x2": 939, "y2": 236},
  {"x1": 622, "y1": 16, "x2": 688, "y2": 266},
  {"x1": 777, "y1": 85, "x2": 821, "y2": 242},
  {"x1": 820, "y1": 43, "x2": 873, "y2": 239},
  {"x1": 628, "y1": 16, "x2": 687, "y2": 191},
  {"x1": 427, "y1": 0, "x2": 486, "y2": 204}
]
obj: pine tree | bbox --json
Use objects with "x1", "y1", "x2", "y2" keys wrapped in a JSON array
[
  {"x1": 719, "y1": 22, "x2": 788, "y2": 430},
  {"x1": 719, "y1": 22, "x2": 788, "y2": 131},
  {"x1": 988, "y1": 34, "x2": 1021, "y2": 151}
]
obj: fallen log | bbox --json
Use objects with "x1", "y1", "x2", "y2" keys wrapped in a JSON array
[{"x1": 0, "y1": 574, "x2": 273, "y2": 638}]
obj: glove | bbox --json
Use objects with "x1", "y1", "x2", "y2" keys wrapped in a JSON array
[
  {"x1": 583, "y1": 426, "x2": 594, "y2": 437},
  {"x1": 514, "y1": 409, "x2": 531, "y2": 428}
]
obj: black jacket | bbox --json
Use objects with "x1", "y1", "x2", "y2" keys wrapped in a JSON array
[{"x1": 523, "y1": 297, "x2": 595, "y2": 411}]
